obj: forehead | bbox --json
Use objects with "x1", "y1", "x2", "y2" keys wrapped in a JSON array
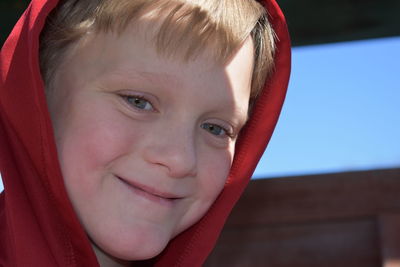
[
  {"x1": 72, "y1": 20, "x2": 254, "y2": 82},
  {"x1": 58, "y1": 22, "x2": 253, "y2": 124}
]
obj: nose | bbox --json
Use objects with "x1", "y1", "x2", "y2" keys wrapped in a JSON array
[{"x1": 142, "y1": 124, "x2": 198, "y2": 178}]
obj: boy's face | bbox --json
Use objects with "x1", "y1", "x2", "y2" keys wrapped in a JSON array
[{"x1": 48, "y1": 24, "x2": 254, "y2": 261}]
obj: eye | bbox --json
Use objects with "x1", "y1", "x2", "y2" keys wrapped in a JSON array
[
  {"x1": 201, "y1": 123, "x2": 232, "y2": 138},
  {"x1": 121, "y1": 95, "x2": 154, "y2": 111}
]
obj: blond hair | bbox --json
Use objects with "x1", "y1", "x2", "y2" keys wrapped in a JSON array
[{"x1": 40, "y1": 0, "x2": 275, "y2": 104}]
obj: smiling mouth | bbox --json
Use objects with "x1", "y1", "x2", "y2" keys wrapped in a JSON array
[{"x1": 116, "y1": 176, "x2": 181, "y2": 206}]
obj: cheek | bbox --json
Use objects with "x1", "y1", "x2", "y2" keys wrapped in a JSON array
[
  {"x1": 59, "y1": 118, "x2": 121, "y2": 170},
  {"x1": 173, "y1": 150, "x2": 233, "y2": 236},
  {"x1": 200, "y1": 148, "x2": 233, "y2": 198},
  {"x1": 54, "y1": 103, "x2": 136, "y2": 197},
  {"x1": 176, "y1": 147, "x2": 233, "y2": 234}
]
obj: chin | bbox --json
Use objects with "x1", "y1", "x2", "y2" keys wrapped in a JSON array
[{"x1": 91, "y1": 224, "x2": 173, "y2": 262}]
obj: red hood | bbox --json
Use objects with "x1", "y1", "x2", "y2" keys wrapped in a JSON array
[{"x1": 0, "y1": 0, "x2": 291, "y2": 266}]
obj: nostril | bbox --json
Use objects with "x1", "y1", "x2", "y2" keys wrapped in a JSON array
[{"x1": 142, "y1": 144, "x2": 197, "y2": 179}]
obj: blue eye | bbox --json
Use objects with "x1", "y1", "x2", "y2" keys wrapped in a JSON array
[
  {"x1": 123, "y1": 95, "x2": 153, "y2": 111},
  {"x1": 201, "y1": 123, "x2": 229, "y2": 137}
]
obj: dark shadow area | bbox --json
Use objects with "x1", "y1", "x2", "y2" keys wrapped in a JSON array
[{"x1": 205, "y1": 168, "x2": 400, "y2": 266}]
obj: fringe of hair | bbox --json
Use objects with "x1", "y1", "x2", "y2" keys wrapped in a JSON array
[{"x1": 40, "y1": 0, "x2": 275, "y2": 103}]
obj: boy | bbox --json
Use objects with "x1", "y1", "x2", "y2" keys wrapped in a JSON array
[{"x1": 0, "y1": 0, "x2": 291, "y2": 266}]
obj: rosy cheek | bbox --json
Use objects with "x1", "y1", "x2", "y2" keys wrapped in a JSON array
[{"x1": 57, "y1": 112, "x2": 131, "y2": 185}]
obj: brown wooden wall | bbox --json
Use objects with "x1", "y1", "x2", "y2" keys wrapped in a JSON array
[{"x1": 205, "y1": 168, "x2": 400, "y2": 267}]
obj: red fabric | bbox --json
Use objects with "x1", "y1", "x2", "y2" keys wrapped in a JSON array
[{"x1": 0, "y1": 0, "x2": 291, "y2": 266}]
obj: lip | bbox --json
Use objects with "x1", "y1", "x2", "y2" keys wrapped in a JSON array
[{"x1": 116, "y1": 176, "x2": 182, "y2": 206}]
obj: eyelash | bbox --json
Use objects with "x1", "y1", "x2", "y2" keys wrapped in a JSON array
[
  {"x1": 118, "y1": 93, "x2": 235, "y2": 139},
  {"x1": 201, "y1": 123, "x2": 235, "y2": 139},
  {"x1": 119, "y1": 94, "x2": 155, "y2": 111}
]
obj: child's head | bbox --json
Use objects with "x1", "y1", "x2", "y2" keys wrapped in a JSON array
[
  {"x1": 40, "y1": 0, "x2": 275, "y2": 264},
  {"x1": 40, "y1": 0, "x2": 275, "y2": 106}
]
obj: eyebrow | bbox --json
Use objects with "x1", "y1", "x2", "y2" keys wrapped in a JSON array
[{"x1": 107, "y1": 69, "x2": 181, "y2": 88}]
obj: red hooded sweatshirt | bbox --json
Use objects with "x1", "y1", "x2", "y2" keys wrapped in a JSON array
[{"x1": 0, "y1": 0, "x2": 291, "y2": 266}]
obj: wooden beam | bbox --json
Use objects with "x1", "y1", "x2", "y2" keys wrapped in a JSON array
[
  {"x1": 225, "y1": 168, "x2": 400, "y2": 225},
  {"x1": 379, "y1": 214, "x2": 400, "y2": 267},
  {"x1": 206, "y1": 218, "x2": 381, "y2": 267},
  {"x1": 206, "y1": 168, "x2": 400, "y2": 267}
]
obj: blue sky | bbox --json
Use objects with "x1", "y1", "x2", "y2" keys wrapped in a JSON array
[
  {"x1": 253, "y1": 36, "x2": 400, "y2": 178},
  {"x1": 1, "y1": 36, "x2": 400, "y2": 191}
]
